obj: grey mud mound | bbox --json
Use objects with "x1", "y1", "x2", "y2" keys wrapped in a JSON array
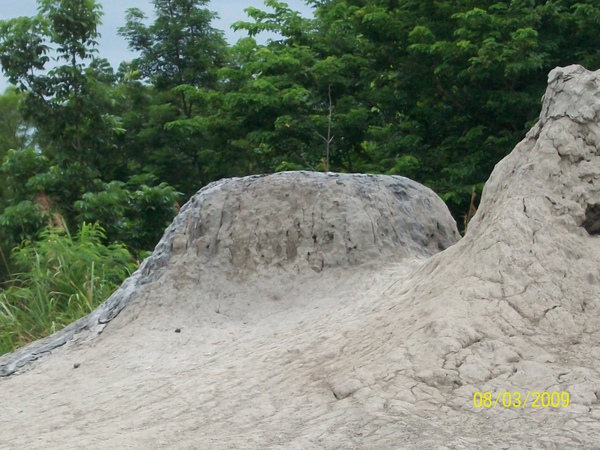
[
  {"x1": 0, "y1": 171, "x2": 459, "y2": 376},
  {"x1": 1, "y1": 64, "x2": 600, "y2": 450}
]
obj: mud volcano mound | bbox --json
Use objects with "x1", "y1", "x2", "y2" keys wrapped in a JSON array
[
  {"x1": 0, "y1": 172, "x2": 460, "y2": 377},
  {"x1": 2, "y1": 65, "x2": 600, "y2": 449},
  {"x1": 157, "y1": 171, "x2": 460, "y2": 273}
]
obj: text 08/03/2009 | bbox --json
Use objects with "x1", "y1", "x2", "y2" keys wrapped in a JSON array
[{"x1": 473, "y1": 391, "x2": 570, "y2": 409}]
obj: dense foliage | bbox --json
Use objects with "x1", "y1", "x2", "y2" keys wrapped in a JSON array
[
  {"x1": 0, "y1": 0, "x2": 598, "y2": 352},
  {"x1": 0, "y1": 221, "x2": 135, "y2": 353}
]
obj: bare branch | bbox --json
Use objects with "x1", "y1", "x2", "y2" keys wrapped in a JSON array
[{"x1": 316, "y1": 85, "x2": 334, "y2": 172}]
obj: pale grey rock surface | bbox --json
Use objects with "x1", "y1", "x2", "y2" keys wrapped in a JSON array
[{"x1": 1, "y1": 64, "x2": 600, "y2": 449}]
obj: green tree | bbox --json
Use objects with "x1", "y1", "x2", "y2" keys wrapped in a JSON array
[
  {"x1": 0, "y1": 0, "x2": 182, "y2": 255},
  {"x1": 119, "y1": 0, "x2": 227, "y2": 115},
  {"x1": 301, "y1": 0, "x2": 600, "y2": 221},
  {"x1": 0, "y1": 0, "x2": 118, "y2": 215},
  {"x1": 118, "y1": 0, "x2": 229, "y2": 196},
  {"x1": 0, "y1": 88, "x2": 38, "y2": 283},
  {"x1": 199, "y1": 0, "x2": 375, "y2": 174},
  {"x1": 0, "y1": 88, "x2": 32, "y2": 160}
]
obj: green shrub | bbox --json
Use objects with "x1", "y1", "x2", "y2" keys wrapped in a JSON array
[{"x1": 0, "y1": 221, "x2": 136, "y2": 355}]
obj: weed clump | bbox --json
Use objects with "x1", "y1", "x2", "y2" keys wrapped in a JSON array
[{"x1": 0, "y1": 222, "x2": 136, "y2": 355}]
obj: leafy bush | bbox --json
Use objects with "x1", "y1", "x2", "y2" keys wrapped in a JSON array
[
  {"x1": 0, "y1": 221, "x2": 136, "y2": 355},
  {"x1": 74, "y1": 173, "x2": 182, "y2": 253}
]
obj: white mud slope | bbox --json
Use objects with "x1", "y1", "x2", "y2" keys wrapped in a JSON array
[{"x1": 2, "y1": 65, "x2": 600, "y2": 449}]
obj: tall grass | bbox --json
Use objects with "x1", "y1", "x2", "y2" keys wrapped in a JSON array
[{"x1": 0, "y1": 222, "x2": 136, "y2": 355}]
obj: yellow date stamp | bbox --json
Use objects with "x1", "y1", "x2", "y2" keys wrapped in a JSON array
[{"x1": 473, "y1": 391, "x2": 570, "y2": 409}]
